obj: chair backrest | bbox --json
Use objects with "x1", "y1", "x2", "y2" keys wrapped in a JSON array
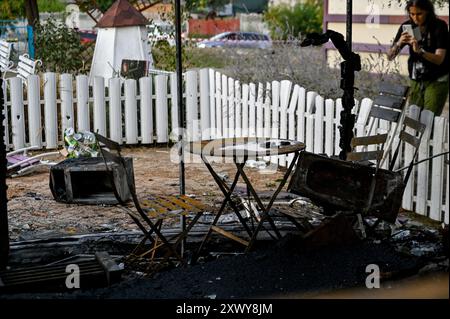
[
  {"x1": 0, "y1": 40, "x2": 13, "y2": 71},
  {"x1": 389, "y1": 114, "x2": 427, "y2": 184},
  {"x1": 16, "y1": 54, "x2": 42, "y2": 83},
  {"x1": 347, "y1": 133, "x2": 388, "y2": 166},
  {"x1": 365, "y1": 82, "x2": 409, "y2": 166},
  {"x1": 95, "y1": 132, "x2": 136, "y2": 203}
]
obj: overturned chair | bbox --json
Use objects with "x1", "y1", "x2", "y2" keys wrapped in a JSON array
[
  {"x1": 288, "y1": 108, "x2": 432, "y2": 228},
  {"x1": 94, "y1": 133, "x2": 206, "y2": 268}
]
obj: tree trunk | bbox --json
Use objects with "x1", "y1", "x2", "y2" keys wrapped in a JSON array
[{"x1": 24, "y1": 0, "x2": 39, "y2": 27}]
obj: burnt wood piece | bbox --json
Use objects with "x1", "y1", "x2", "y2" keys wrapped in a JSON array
[
  {"x1": 49, "y1": 157, "x2": 133, "y2": 204},
  {"x1": 288, "y1": 152, "x2": 404, "y2": 223}
]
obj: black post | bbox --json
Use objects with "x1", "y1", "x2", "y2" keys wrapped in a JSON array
[
  {"x1": 0, "y1": 74, "x2": 9, "y2": 270},
  {"x1": 174, "y1": 0, "x2": 186, "y2": 256},
  {"x1": 338, "y1": 0, "x2": 356, "y2": 160}
]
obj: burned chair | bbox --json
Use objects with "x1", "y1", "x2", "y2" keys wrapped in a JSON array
[
  {"x1": 94, "y1": 133, "x2": 205, "y2": 266},
  {"x1": 288, "y1": 111, "x2": 430, "y2": 228}
]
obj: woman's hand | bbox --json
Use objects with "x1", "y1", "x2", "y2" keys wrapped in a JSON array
[
  {"x1": 411, "y1": 39, "x2": 421, "y2": 53},
  {"x1": 398, "y1": 31, "x2": 412, "y2": 46}
]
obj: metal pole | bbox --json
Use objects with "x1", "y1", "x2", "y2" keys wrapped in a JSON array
[
  {"x1": 338, "y1": 0, "x2": 355, "y2": 160},
  {"x1": 0, "y1": 74, "x2": 9, "y2": 270},
  {"x1": 174, "y1": 0, "x2": 186, "y2": 257}
]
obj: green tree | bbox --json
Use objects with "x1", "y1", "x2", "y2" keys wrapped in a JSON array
[
  {"x1": 264, "y1": 0, "x2": 323, "y2": 40},
  {"x1": 0, "y1": 1, "x2": 25, "y2": 20},
  {"x1": 34, "y1": 17, "x2": 84, "y2": 73}
]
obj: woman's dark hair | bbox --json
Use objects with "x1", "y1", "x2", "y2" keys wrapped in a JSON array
[{"x1": 406, "y1": 0, "x2": 437, "y2": 23}]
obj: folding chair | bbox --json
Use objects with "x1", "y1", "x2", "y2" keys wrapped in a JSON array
[
  {"x1": 94, "y1": 133, "x2": 205, "y2": 267},
  {"x1": 6, "y1": 146, "x2": 60, "y2": 177},
  {"x1": 364, "y1": 82, "x2": 409, "y2": 167}
]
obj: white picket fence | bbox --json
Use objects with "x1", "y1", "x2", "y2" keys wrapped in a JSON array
[{"x1": 2, "y1": 68, "x2": 449, "y2": 223}]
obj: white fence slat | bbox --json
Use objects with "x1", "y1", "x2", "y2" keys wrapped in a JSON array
[
  {"x1": 170, "y1": 73, "x2": 179, "y2": 141},
  {"x1": 296, "y1": 87, "x2": 306, "y2": 143},
  {"x1": 248, "y1": 83, "x2": 256, "y2": 137},
  {"x1": 271, "y1": 81, "x2": 280, "y2": 140},
  {"x1": 287, "y1": 85, "x2": 299, "y2": 165},
  {"x1": 60, "y1": 74, "x2": 74, "y2": 141},
  {"x1": 278, "y1": 80, "x2": 292, "y2": 166},
  {"x1": 256, "y1": 83, "x2": 264, "y2": 137},
  {"x1": 43, "y1": 72, "x2": 58, "y2": 149},
  {"x1": 416, "y1": 110, "x2": 435, "y2": 216},
  {"x1": 324, "y1": 99, "x2": 334, "y2": 156},
  {"x1": 124, "y1": 79, "x2": 138, "y2": 144},
  {"x1": 2, "y1": 80, "x2": 9, "y2": 149},
  {"x1": 355, "y1": 98, "x2": 373, "y2": 137},
  {"x1": 221, "y1": 74, "x2": 228, "y2": 138},
  {"x1": 334, "y1": 99, "x2": 343, "y2": 156},
  {"x1": 186, "y1": 70, "x2": 199, "y2": 142},
  {"x1": 402, "y1": 105, "x2": 421, "y2": 210},
  {"x1": 27, "y1": 75, "x2": 42, "y2": 148},
  {"x1": 430, "y1": 117, "x2": 445, "y2": 221},
  {"x1": 235, "y1": 80, "x2": 242, "y2": 137},
  {"x1": 314, "y1": 95, "x2": 324, "y2": 154},
  {"x1": 76, "y1": 75, "x2": 89, "y2": 132},
  {"x1": 242, "y1": 83, "x2": 249, "y2": 137},
  {"x1": 208, "y1": 68, "x2": 216, "y2": 139},
  {"x1": 215, "y1": 72, "x2": 222, "y2": 138},
  {"x1": 109, "y1": 77, "x2": 122, "y2": 144},
  {"x1": 228, "y1": 77, "x2": 235, "y2": 137},
  {"x1": 200, "y1": 69, "x2": 210, "y2": 140},
  {"x1": 10, "y1": 77, "x2": 25, "y2": 150},
  {"x1": 93, "y1": 76, "x2": 106, "y2": 136},
  {"x1": 264, "y1": 82, "x2": 271, "y2": 138},
  {"x1": 305, "y1": 91, "x2": 317, "y2": 153},
  {"x1": 140, "y1": 77, "x2": 153, "y2": 144},
  {"x1": 155, "y1": 75, "x2": 169, "y2": 143}
]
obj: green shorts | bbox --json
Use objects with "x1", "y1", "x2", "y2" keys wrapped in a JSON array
[{"x1": 409, "y1": 75, "x2": 449, "y2": 116}]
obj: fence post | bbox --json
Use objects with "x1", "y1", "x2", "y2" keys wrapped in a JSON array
[
  {"x1": 140, "y1": 76, "x2": 153, "y2": 144},
  {"x1": 242, "y1": 83, "x2": 249, "y2": 138},
  {"x1": 314, "y1": 95, "x2": 324, "y2": 155},
  {"x1": 155, "y1": 74, "x2": 169, "y2": 143},
  {"x1": 76, "y1": 75, "x2": 90, "y2": 132},
  {"x1": 235, "y1": 80, "x2": 242, "y2": 138},
  {"x1": 44, "y1": 72, "x2": 58, "y2": 149},
  {"x1": 324, "y1": 99, "x2": 334, "y2": 156},
  {"x1": 10, "y1": 78, "x2": 25, "y2": 150},
  {"x1": 215, "y1": 72, "x2": 222, "y2": 138},
  {"x1": 60, "y1": 74, "x2": 74, "y2": 141},
  {"x1": 93, "y1": 76, "x2": 106, "y2": 136},
  {"x1": 221, "y1": 74, "x2": 228, "y2": 138},
  {"x1": 305, "y1": 91, "x2": 317, "y2": 153},
  {"x1": 228, "y1": 77, "x2": 235, "y2": 138},
  {"x1": 296, "y1": 87, "x2": 306, "y2": 143},
  {"x1": 208, "y1": 69, "x2": 216, "y2": 139},
  {"x1": 200, "y1": 69, "x2": 210, "y2": 140},
  {"x1": 170, "y1": 72, "x2": 179, "y2": 141},
  {"x1": 430, "y1": 116, "x2": 446, "y2": 221},
  {"x1": 109, "y1": 77, "x2": 122, "y2": 143},
  {"x1": 186, "y1": 70, "x2": 199, "y2": 142},
  {"x1": 124, "y1": 79, "x2": 138, "y2": 144},
  {"x1": 334, "y1": 99, "x2": 343, "y2": 156},
  {"x1": 27, "y1": 75, "x2": 42, "y2": 148},
  {"x1": 248, "y1": 83, "x2": 256, "y2": 138},
  {"x1": 256, "y1": 83, "x2": 264, "y2": 137}
]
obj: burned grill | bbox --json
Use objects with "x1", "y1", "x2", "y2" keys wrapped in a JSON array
[
  {"x1": 0, "y1": 252, "x2": 122, "y2": 292},
  {"x1": 288, "y1": 152, "x2": 405, "y2": 223}
]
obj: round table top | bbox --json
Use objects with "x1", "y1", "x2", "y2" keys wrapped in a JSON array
[{"x1": 187, "y1": 137, "x2": 306, "y2": 158}]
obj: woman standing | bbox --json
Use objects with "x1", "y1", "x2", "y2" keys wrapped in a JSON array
[{"x1": 388, "y1": 0, "x2": 448, "y2": 116}]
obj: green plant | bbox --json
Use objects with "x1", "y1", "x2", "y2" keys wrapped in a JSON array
[
  {"x1": 264, "y1": 0, "x2": 323, "y2": 40},
  {"x1": 34, "y1": 17, "x2": 85, "y2": 73},
  {"x1": 37, "y1": 0, "x2": 65, "y2": 13}
]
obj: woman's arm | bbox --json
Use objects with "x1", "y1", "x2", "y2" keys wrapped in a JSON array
[
  {"x1": 388, "y1": 31, "x2": 412, "y2": 61},
  {"x1": 411, "y1": 39, "x2": 447, "y2": 65}
]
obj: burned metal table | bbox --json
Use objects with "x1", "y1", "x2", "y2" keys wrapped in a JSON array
[{"x1": 187, "y1": 137, "x2": 306, "y2": 254}]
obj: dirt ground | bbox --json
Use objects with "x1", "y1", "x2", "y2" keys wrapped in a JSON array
[{"x1": 6, "y1": 146, "x2": 286, "y2": 241}]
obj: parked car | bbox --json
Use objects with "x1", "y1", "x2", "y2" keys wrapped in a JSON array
[{"x1": 197, "y1": 32, "x2": 272, "y2": 49}]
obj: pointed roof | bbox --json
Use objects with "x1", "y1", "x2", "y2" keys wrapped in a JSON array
[{"x1": 96, "y1": 0, "x2": 148, "y2": 28}]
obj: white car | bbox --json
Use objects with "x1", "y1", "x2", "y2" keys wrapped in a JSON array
[{"x1": 147, "y1": 22, "x2": 175, "y2": 46}]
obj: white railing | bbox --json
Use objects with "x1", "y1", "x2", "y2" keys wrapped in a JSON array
[{"x1": 2, "y1": 68, "x2": 448, "y2": 224}]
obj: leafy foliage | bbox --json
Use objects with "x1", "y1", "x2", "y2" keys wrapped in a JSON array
[
  {"x1": 34, "y1": 17, "x2": 85, "y2": 73},
  {"x1": 0, "y1": 1, "x2": 24, "y2": 20},
  {"x1": 264, "y1": 0, "x2": 323, "y2": 40},
  {"x1": 37, "y1": 0, "x2": 66, "y2": 12}
]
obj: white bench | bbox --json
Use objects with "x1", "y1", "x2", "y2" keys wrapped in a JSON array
[
  {"x1": 0, "y1": 39, "x2": 14, "y2": 74},
  {"x1": 12, "y1": 54, "x2": 42, "y2": 83}
]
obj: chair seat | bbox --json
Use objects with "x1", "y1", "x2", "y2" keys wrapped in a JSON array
[{"x1": 140, "y1": 195, "x2": 209, "y2": 218}]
